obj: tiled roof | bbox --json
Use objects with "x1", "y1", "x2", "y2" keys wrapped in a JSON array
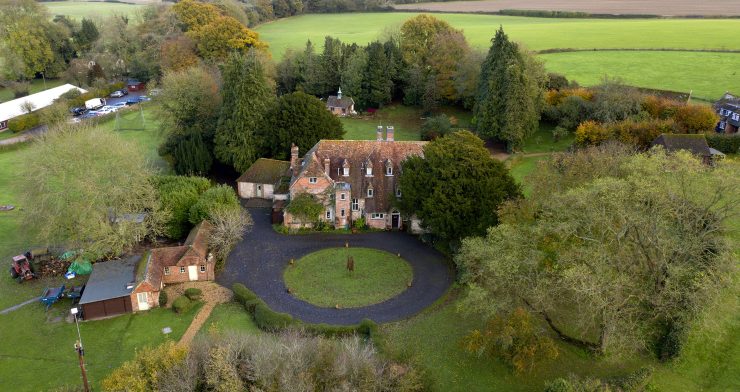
[
  {"x1": 652, "y1": 134, "x2": 710, "y2": 156},
  {"x1": 237, "y1": 158, "x2": 291, "y2": 185},
  {"x1": 141, "y1": 221, "x2": 212, "y2": 289},
  {"x1": 293, "y1": 140, "x2": 427, "y2": 212},
  {"x1": 327, "y1": 95, "x2": 354, "y2": 109}
]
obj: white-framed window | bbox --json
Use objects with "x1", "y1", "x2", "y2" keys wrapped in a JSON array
[
  {"x1": 396, "y1": 188, "x2": 402, "y2": 197},
  {"x1": 326, "y1": 210, "x2": 332, "y2": 219},
  {"x1": 366, "y1": 167, "x2": 373, "y2": 176},
  {"x1": 340, "y1": 193, "x2": 346, "y2": 200},
  {"x1": 340, "y1": 209, "x2": 346, "y2": 217},
  {"x1": 733, "y1": 113, "x2": 740, "y2": 121},
  {"x1": 351, "y1": 198, "x2": 359, "y2": 211},
  {"x1": 367, "y1": 188, "x2": 373, "y2": 198},
  {"x1": 371, "y1": 213, "x2": 385, "y2": 219},
  {"x1": 309, "y1": 177, "x2": 318, "y2": 184},
  {"x1": 343, "y1": 167, "x2": 349, "y2": 176},
  {"x1": 137, "y1": 292, "x2": 148, "y2": 303},
  {"x1": 386, "y1": 166, "x2": 393, "y2": 176},
  {"x1": 180, "y1": 266, "x2": 186, "y2": 274},
  {"x1": 164, "y1": 266, "x2": 170, "y2": 275},
  {"x1": 200, "y1": 265, "x2": 206, "y2": 273}
]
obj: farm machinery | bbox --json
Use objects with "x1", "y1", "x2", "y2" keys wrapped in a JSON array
[
  {"x1": 40, "y1": 284, "x2": 85, "y2": 310},
  {"x1": 9, "y1": 255, "x2": 36, "y2": 282}
]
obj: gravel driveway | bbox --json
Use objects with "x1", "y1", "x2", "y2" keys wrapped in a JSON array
[{"x1": 217, "y1": 208, "x2": 453, "y2": 325}]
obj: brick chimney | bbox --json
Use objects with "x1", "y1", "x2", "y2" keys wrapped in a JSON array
[
  {"x1": 376, "y1": 125, "x2": 383, "y2": 141},
  {"x1": 324, "y1": 158, "x2": 330, "y2": 174},
  {"x1": 290, "y1": 143, "x2": 299, "y2": 176},
  {"x1": 386, "y1": 126, "x2": 394, "y2": 142}
]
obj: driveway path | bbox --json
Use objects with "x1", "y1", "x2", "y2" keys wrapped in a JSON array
[
  {"x1": 0, "y1": 125, "x2": 47, "y2": 146},
  {"x1": 218, "y1": 208, "x2": 453, "y2": 325},
  {"x1": 0, "y1": 296, "x2": 41, "y2": 315}
]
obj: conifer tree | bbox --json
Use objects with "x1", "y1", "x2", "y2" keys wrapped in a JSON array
[
  {"x1": 215, "y1": 50, "x2": 274, "y2": 172},
  {"x1": 474, "y1": 27, "x2": 546, "y2": 150}
]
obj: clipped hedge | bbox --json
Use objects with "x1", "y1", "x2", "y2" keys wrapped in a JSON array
[
  {"x1": 8, "y1": 112, "x2": 40, "y2": 133},
  {"x1": 231, "y1": 283, "x2": 379, "y2": 337},
  {"x1": 707, "y1": 134, "x2": 740, "y2": 154},
  {"x1": 172, "y1": 295, "x2": 192, "y2": 314},
  {"x1": 184, "y1": 287, "x2": 202, "y2": 300}
]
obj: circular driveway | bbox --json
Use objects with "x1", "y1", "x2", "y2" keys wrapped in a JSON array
[{"x1": 217, "y1": 208, "x2": 454, "y2": 325}]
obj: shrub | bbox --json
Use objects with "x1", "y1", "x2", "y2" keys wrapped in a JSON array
[
  {"x1": 254, "y1": 303, "x2": 294, "y2": 330},
  {"x1": 706, "y1": 134, "x2": 740, "y2": 154},
  {"x1": 153, "y1": 175, "x2": 211, "y2": 239},
  {"x1": 575, "y1": 120, "x2": 610, "y2": 146},
  {"x1": 354, "y1": 216, "x2": 367, "y2": 230},
  {"x1": 188, "y1": 184, "x2": 240, "y2": 224},
  {"x1": 102, "y1": 341, "x2": 187, "y2": 392},
  {"x1": 184, "y1": 288, "x2": 202, "y2": 300},
  {"x1": 159, "y1": 290, "x2": 168, "y2": 307},
  {"x1": 8, "y1": 112, "x2": 40, "y2": 133},
  {"x1": 232, "y1": 283, "x2": 257, "y2": 305},
  {"x1": 285, "y1": 192, "x2": 323, "y2": 224},
  {"x1": 209, "y1": 207, "x2": 252, "y2": 271},
  {"x1": 172, "y1": 295, "x2": 192, "y2": 314},
  {"x1": 611, "y1": 118, "x2": 676, "y2": 148},
  {"x1": 421, "y1": 114, "x2": 452, "y2": 141},
  {"x1": 673, "y1": 104, "x2": 719, "y2": 134},
  {"x1": 552, "y1": 126, "x2": 569, "y2": 142},
  {"x1": 656, "y1": 320, "x2": 686, "y2": 361}
]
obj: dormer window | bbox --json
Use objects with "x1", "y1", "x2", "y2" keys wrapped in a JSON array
[
  {"x1": 342, "y1": 159, "x2": 350, "y2": 176},
  {"x1": 367, "y1": 188, "x2": 373, "y2": 198},
  {"x1": 386, "y1": 166, "x2": 393, "y2": 176},
  {"x1": 366, "y1": 167, "x2": 372, "y2": 176},
  {"x1": 340, "y1": 193, "x2": 346, "y2": 200},
  {"x1": 396, "y1": 188, "x2": 402, "y2": 197},
  {"x1": 309, "y1": 177, "x2": 317, "y2": 184}
]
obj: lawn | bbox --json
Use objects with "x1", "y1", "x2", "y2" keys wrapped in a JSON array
[
  {"x1": 508, "y1": 155, "x2": 549, "y2": 196},
  {"x1": 256, "y1": 13, "x2": 740, "y2": 58},
  {"x1": 45, "y1": 1, "x2": 147, "y2": 20},
  {"x1": 98, "y1": 103, "x2": 169, "y2": 172},
  {"x1": 0, "y1": 104, "x2": 176, "y2": 390},
  {"x1": 283, "y1": 247, "x2": 413, "y2": 308},
  {"x1": 198, "y1": 301, "x2": 260, "y2": 336},
  {"x1": 541, "y1": 51, "x2": 740, "y2": 102},
  {"x1": 520, "y1": 122, "x2": 574, "y2": 153},
  {"x1": 0, "y1": 300, "x2": 202, "y2": 391},
  {"x1": 341, "y1": 104, "x2": 472, "y2": 141},
  {"x1": 0, "y1": 78, "x2": 66, "y2": 103},
  {"x1": 256, "y1": 13, "x2": 740, "y2": 98}
]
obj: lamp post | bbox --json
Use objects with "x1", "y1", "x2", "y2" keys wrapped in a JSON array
[{"x1": 70, "y1": 307, "x2": 90, "y2": 392}]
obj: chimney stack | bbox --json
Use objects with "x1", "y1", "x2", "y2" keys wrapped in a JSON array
[
  {"x1": 324, "y1": 158, "x2": 330, "y2": 174},
  {"x1": 376, "y1": 125, "x2": 383, "y2": 141},
  {"x1": 290, "y1": 144, "x2": 299, "y2": 176},
  {"x1": 386, "y1": 126, "x2": 394, "y2": 142}
]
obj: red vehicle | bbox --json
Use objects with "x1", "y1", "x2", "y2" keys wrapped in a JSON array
[{"x1": 9, "y1": 255, "x2": 35, "y2": 282}]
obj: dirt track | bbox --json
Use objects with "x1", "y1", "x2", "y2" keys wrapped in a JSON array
[{"x1": 394, "y1": 0, "x2": 740, "y2": 17}]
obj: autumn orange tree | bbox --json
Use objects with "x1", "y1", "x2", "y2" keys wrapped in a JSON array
[{"x1": 172, "y1": 0, "x2": 267, "y2": 60}]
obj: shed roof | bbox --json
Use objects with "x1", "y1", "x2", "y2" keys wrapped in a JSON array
[
  {"x1": 0, "y1": 84, "x2": 87, "y2": 122},
  {"x1": 79, "y1": 256, "x2": 139, "y2": 305},
  {"x1": 652, "y1": 134, "x2": 711, "y2": 156},
  {"x1": 237, "y1": 158, "x2": 291, "y2": 185}
]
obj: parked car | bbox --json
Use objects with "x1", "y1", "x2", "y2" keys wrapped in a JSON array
[
  {"x1": 138, "y1": 96, "x2": 152, "y2": 102},
  {"x1": 125, "y1": 98, "x2": 139, "y2": 106},
  {"x1": 110, "y1": 89, "x2": 128, "y2": 98},
  {"x1": 80, "y1": 113, "x2": 98, "y2": 120},
  {"x1": 69, "y1": 107, "x2": 86, "y2": 116},
  {"x1": 111, "y1": 102, "x2": 127, "y2": 109}
]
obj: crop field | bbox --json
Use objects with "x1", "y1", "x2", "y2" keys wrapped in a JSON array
[
  {"x1": 256, "y1": 13, "x2": 740, "y2": 101},
  {"x1": 45, "y1": 1, "x2": 147, "y2": 19},
  {"x1": 393, "y1": 0, "x2": 740, "y2": 17}
]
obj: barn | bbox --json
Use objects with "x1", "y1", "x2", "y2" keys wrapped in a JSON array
[
  {"x1": 78, "y1": 256, "x2": 139, "y2": 320},
  {"x1": 0, "y1": 84, "x2": 87, "y2": 132},
  {"x1": 237, "y1": 158, "x2": 291, "y2": 199}
]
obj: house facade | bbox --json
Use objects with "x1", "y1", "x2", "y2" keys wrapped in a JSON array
[
  {"x1": 714, "y1": 92, "x2": 740, "y2": 134},
  {"x1": 236, "y1": 158, "x2": 291, "y2": 199},
  {"x1": 284, "y1": 126, "x2": 426, "y2": 231},
  {"x1": 326, "y1": 87, "x2": 356, "y2": 116}
]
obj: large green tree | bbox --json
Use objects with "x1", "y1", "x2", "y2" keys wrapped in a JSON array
[
  {"x1": 215, "y1": 50, "x2": 274, "y2": 172},
  {"x1": 457, "y1": 146, "x2": 738, "y2": 357},
  {"x1": 474, "y1": 27, "x2": 546, "y2": 150},
  {"x1": 259, "y1": 91, "x2": 344, "y2": 159},
  {"x1": 20, "y1": 125, "x2": 165, "y2": 259},
  {"x1": 397, "y1": 130, "x2": 521, "y2": 245}
]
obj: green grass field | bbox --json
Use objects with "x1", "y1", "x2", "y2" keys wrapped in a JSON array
[
  {"x1": 341, "y1": 104, "x2": 473, "y2": 140},
  {"x1": 0, "y1": 78, "x2": 66, "y2": 104},
  {"x1": 257, "y1": 13, "x2": 740, "y2": 100},
  {"x1": 45, "y1": 1, "x2": 147, "y2": 20},
  {"x1": 198, "y1": 302, "x2": 260, "y2": 336},
  {"x1": 541, "y1": 51, "x2": 740, "y2": 101},
  {"x1": 284, "y1": 247, "x2": 413, "y2": 308}
]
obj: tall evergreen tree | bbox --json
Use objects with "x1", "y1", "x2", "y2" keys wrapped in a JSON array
[
  {"x1": 474, "y1": 27, "x2": 546, "y2": 150},
  {"x1": 215, "y1": 50, "x2": 274, "y2": 172},
  {"x1": 362, "y1": 41, "x2": 393, "y2": 108}
]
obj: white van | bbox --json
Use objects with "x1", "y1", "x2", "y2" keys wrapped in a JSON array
[{"x1": 85, "y1": 98, "x2": 105, "y2": 110}]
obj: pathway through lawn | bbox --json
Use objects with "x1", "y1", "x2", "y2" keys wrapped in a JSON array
[{"x1": 167, "y1": 281, "x2": 233, "y2": 346}]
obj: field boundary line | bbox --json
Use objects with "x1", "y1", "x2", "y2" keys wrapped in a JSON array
[{"x1": 537, "y1": 47, "x2": 740, "y2": 54}]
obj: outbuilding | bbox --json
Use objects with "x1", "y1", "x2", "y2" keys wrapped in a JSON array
[
  {"x1": 237, "y1": 158, "x2": 291, "y2": 199},
  {"x1": 78, "y1": 256, "x2": 139, "y2": 320},
  {"x1": 0, "y1": 84, "x2": 87, "y2": 131}
]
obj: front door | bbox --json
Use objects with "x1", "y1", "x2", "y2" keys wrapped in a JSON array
[
  {"x1": 137, "y1": 292, "x2": 149, "y2": 311},
  {"x1": 256, "y1": 184, "x2": 263, "y2": 198},
  {"x1": 391, "y1": 213, "x2": 400, "y2": 230},
  {"x1": 188, "y1": 265, "x2": 198, "y2": 281}
]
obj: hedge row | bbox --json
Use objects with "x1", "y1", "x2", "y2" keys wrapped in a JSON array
[
  {"x1": 706, "y1": 134, "x2": 740, "y2": 154},
  {"x1": 8, "y1": 112, "x2": 40, "y2": 133},
  {"x1": 232, "y1": 283, "x2": 379, "y2": 338}
]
